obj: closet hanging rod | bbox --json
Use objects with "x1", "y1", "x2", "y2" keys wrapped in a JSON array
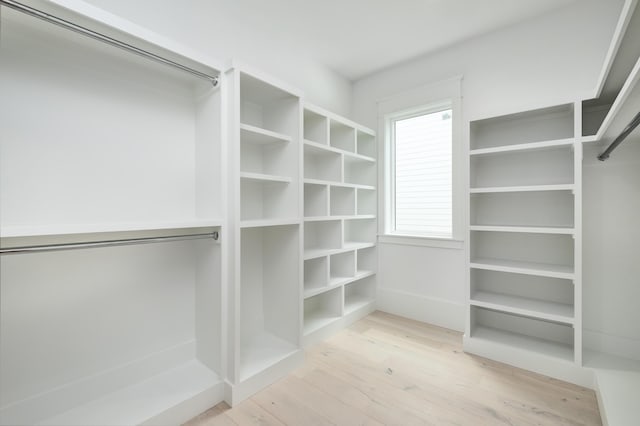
[
  {"x1": 0, "y1": 0, "x2": 219, "y2": 87},
  {"x1": 0, "y1": 232, "x2": 219, "y2": 255},
  {"x1": 598, "y1": 111, "x2": 640, "y2": 161}
]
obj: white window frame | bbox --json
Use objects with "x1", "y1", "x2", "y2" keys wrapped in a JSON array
[{"x1": 377, "y1": 77, "x2": 463, "y2": 249}]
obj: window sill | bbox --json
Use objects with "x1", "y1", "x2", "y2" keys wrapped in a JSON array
[{"x1": 378, "y1": 234, "x2": 464, "y2": 250}]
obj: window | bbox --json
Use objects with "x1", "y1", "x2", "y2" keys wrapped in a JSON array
[
  {"x1": 393, "y1": 106, "x2": 452, "y2": 237},
  {"x1": 378, "y1": 77, "x2": 462, "y2": 245}
]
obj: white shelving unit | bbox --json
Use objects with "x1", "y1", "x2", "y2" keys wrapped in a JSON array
[
  {"x1": 0, "y1": 3, "x2": 225, "y2": 425},
  {"x1": 302, "y1": 104, "x2": 377, "y2": 346},
  {"x1": 465, "y1": 103, "x2": 584, "y2": 384},
  {"x1": 226, "y1": 66, "x2": 303, "y2": 404}
]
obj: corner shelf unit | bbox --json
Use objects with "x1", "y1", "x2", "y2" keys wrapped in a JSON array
[
  {"x1": 465, "y1": 103, "x2": 583, "y2": 380},
  {"x1": 302, "y1": 104, "x2": 377, "y2": 346},
  {"x1": 226, "y1": 67, "x2": 303, "y2": 404},
  {"x1": 0, "y1": 3, "x2": 225, "y2": 425}
]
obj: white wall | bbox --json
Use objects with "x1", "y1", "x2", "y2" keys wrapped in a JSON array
[
  {"x1": 583, "y1": 142, "x2": 640, "y2": 360},
  {"x1": 352, "y1": 0, "x2": 624, "y2": 332},
  {"x1": 81, "y1": 0, "x2": 352, "y2": 116}
]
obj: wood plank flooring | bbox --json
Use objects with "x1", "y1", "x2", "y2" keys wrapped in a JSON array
[{"x1": 185, "y1": 311, "x2": 601, "y2": 425}]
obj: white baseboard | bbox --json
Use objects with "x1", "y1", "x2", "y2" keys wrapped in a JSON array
[
  {"x1": 376, "y1": 287, "x2": 465, "y2": 332},
  {"x1": 584, "y1": 329, "x2": 640, "y2": 362}
]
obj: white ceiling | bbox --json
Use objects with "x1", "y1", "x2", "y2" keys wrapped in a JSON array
[{"x1": 225, "y1": 0, "x2": 578, "y2": 80}]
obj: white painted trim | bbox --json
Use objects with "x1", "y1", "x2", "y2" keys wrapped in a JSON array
[
  {"x1": 377, "y1": 76, "x2": 464, "y2": 242},
  {"x1": 378, "y1": 234, "x2": 463, "y2": 250},
  {"x1": 584, "y1": 329, "x2": 640, "y2": 362},
  {"x1": 376, "y1": 287, "x2": 465, "y2": 332}
]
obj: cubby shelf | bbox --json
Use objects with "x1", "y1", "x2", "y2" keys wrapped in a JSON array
[
  {"x1": 471, "y1": 326, "x2": 574, "y2": 362},
  {"x1": 240, "y1": 123, "x2": 292, "y2": 145},
  {"x1": 240, "y1": 218, "x2": 300, "y2": 228},
  {"x1": 344, "y1": 293, "x2": 375, "y2": 316},
  {"x1": 240, "y1": 172, "x2": 292, "y2": 184},
  {"x1": 304, "y1": 243, "x2": 375, "y2": 260},
  {"x1": 304, "y1": 215, "x2": 376, "y2": 222},
  {"x1": 469, "y1": 184, "x2": 574, "y2": 194},
  {"x1": 305, "y1": 270, "x2": 376, "y2": 299},
  {"x1": 304, "y1": 281, "x2": 343, "y2": 299},
  {"x1": 469, "y1": 225, "x2": 575, "y2": 235},
  {"x1": 302, "y1": 104, "x2": 376, "y2": 348},
  {"x1": 469, "y1": 138, "x2": 574, "y2": 156},
  {"x1": 304, "y1": 178, "x2": 375, "y2": 190},
  {"x1": 470, "y1": 258, "x2": 574, "y2": 279},
  {"x1": 303, "y1": 311, "x2": 342, "y2": 336},
  {"x1": 304, "y1": 140, "x2": 375, "y2": 162},
  {"x1": 470, "y1": 291, "x2": 574, "y2": 324}
]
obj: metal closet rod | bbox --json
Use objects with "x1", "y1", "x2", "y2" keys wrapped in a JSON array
[
  {"x1": 598, "y1": 111, "x2": 640, "y2": 161},
  {"x1": 0, "y1": 0, "x2": 219, "y2": 87},
  {"x1": 0, "y1": 232, "x2": 219, "y2": 255}
]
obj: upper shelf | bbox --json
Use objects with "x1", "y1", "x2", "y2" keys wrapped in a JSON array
[
  {"x1": 12, "y1": 0, "x2": 222, "y2": 78},
  {"x1": 240, "y1": 123, "x2": 291, "y2": 145},
  {"x1": 583, "y1": 0, "x2": 640, "y2": 146},
  {"x1": 469, "y1": 138, "x2": 574, "y2": 156},
  {"x1": 470, "y1": 104, "x2": 574, "y2": 150}
]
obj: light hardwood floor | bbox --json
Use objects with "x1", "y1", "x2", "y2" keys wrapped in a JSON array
[{"x1": 185, "y1": 311, "x2": 601, "y2": 425}]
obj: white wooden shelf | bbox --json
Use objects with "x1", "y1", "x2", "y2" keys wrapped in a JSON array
[
  {"x1": 343, "y1": 242, "x2": 376, "y2": 251},
  {"x1": 470, "y1": 291, "x2": 574, "y2": 324},
  {"x1": 304, "y1": 140, "x2": 375, "y2": 162},
  {"x1": 469, "y1": 184, "x2": 574, "y2": 194},
  {"x1": 38, "y1": 360, "x2": 222, "y2": 426},
  {"x1": 240, "y1": 123, "x2": 292, "y2": 145},
  {"x1": 580, "y1": 135, "x2": 599, "y2": 144},
  {"x1": 304, "y1": 215, "x2": 376, "y2": 222},
  {"x1": 304, "y1": 281, "x2": 343, "y2": 299},
  {"x1": 329, "y1": 270, "x2": 375, "y2": 288},
  {"x1": 344, "y1": 294, "x2": 375, "y2": 316},
  {"x1": 304, "y1": 241, "x2": 375, "y2": 261},
  {"x1": 469, "y1": 138, "x2": 574, "y2": 156},
  {"x1": 303, "y1": 310, "x2": 341, "y2": 336},
  {"x1": 470, "y1": 257, "x2": 574, "y2": 279},
  {"x1": 305, "y1": 270, "x2": 376, "y2": 299},
  {"x1": 239, "y1": 332, "x2": 298, "y2": 383},
  {"x1": 240, "y1": 172, "x2": 292, "y2": 184},
  {"x1": 0, "y1": 219, "x2": 222, "y2": 239},
  {"x1": 469, "y1": 225, "x2": 575, "y2": 235},
  {"x1": 304, "y1": 178, "x2": 375, "y2": 191},
  {"x1": 302, "y1": 103, "x2": 376, "y2": 349},
  {"x1": 240, "y1": 218, "x2": 300, "y2": 228},
  {"x1": 471, "y1": 326, "x2": 574, "y2": 362}
]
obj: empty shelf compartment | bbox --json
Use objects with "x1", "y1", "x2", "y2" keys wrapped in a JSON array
[
  {"x1": 470, "y1": 306, "x2": 574, "y2": 362},
  {"x1": 304, "y1": 287, "x2": 342, "y2": 336}
]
